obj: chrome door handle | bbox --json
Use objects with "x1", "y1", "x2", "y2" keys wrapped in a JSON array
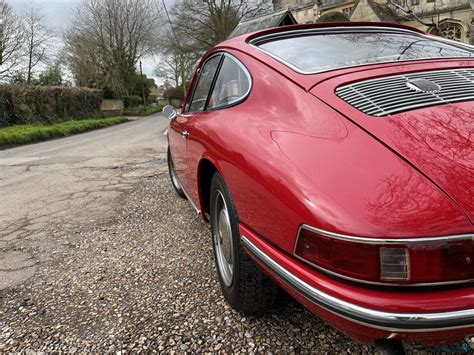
[{"x1": 180, "y1": 130, "x2": 189, "y2": 138}]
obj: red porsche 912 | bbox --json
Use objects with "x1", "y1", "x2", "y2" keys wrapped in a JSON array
[{"x1": 163, "y1": 22, "x2": 474, "y2": 353}]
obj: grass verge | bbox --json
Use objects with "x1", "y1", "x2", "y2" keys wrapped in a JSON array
[
  {"x1": 0, "y1": 116, "x2": 128, "y2": 146},
  {"x1": 140, "y1": 105, "x2": 163, "y2": 115},
  {"x1": 124, "y1": 105, "x2": 163, "y2": 116}
]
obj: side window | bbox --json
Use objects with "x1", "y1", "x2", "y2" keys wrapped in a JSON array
[
  {"x1": 188, "y1": 55, "x2": 222, "y2": 112},
  {"x1": 208, "y1": 55, "x2": 251, "y2": 110}
]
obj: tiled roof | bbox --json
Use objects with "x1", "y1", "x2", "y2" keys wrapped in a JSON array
[
  {"x1": 228, "y1": 10, "x2": 297, "y2": 38},
  {"x1": 367, "y1": 0, "x2": 405, "y2": 22}
]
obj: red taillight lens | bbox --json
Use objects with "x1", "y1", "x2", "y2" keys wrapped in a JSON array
[
  {"x1": 294, "y1": 228, "x2": 474, "y2": 284},
  {"x1": 295, "y1": 229, "x2": 381, "y2": 281},
  {"x1": 410, "y1": 240, "x2": 473, "y2": 282}
]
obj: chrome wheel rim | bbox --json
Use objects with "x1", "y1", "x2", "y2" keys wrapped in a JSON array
[{"x1": 212, "y1": 190, "x2": 234, "y2": 287}]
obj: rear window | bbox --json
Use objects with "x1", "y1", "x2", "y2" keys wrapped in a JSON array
[{"x1": 255, "y1": 31, "x2": 474, "y2": 73}]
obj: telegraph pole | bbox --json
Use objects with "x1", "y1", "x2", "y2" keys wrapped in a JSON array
[
  {"x1": 0, "y1": 0, "x2": 5, "y2": 65},
  {"x1": 139, "y1": 60, "x2": 147, "y2": 108}
]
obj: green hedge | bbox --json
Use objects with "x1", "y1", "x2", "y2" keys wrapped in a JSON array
[
  {"x1": 0, "y1": 85, "x2": 103, "y2": 127},
  {"x1": 123, "y1": 95, "x2": 142, "y2": 108}
]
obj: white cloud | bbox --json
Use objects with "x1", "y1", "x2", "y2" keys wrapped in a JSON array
[{"x1": 8, "y1": 0, "x2": 80, "y2": 29}]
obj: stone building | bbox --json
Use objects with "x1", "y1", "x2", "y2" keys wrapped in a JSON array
[
  {"x1": 272, "y1": 0, "x2": 474, "y2": 44},
  {"x1": 272, "y1": 0, "x2": 318, "y2": 23}
]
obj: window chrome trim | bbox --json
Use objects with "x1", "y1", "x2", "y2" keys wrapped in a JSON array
[
  {"x1": 242, "y1": 235, "x2": 474, "y2": 332},
  {"x1": 293, "y1": 225, "x2": 474, "y2": 287},
  {"x1": 249, "y1": 26, "x2": 474, "y2": 75},
  {"x1": 205, "y1": 52, "x2": 253, "y2": 111},
  {"x1": 187, "y1": 52, "x2": 224, "y2": 113}
]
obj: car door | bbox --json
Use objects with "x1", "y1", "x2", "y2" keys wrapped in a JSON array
[
  {"x1": 169, "y1": 53, "x2": 223, "y2": 200},
  {"x1": 185, "y1": 53, "x2": 253, "y2": 204}
]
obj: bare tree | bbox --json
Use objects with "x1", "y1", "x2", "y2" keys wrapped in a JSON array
[
  {"x1": 154, "y1": 26, "x2": 199, "y2": 94},
  {"x1": 167, "y1": 0, "x2": 271, "y2": 54},
  {"x1": 155, "y1": 50, "x2": 196, "y2": 88},
  {"x1": 154, "y1": 0, "x2": 270, "y2": 94},
  {"x1": 22, "y1": 0, "x2": 51, "y2": 84},
  {"x1": 0, "y1": 2, "x2": 24, "y2": 80},
  {"x1": 63, "y1": 28, "x2": 106, "y2": 88},
  {"x1": 65, "y1": 0, "x2": 160, "y2": 95}
]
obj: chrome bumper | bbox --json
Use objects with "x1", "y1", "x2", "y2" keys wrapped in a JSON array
[{"x1": 241, "y1": 236, "x2": 474, "y2": 332}]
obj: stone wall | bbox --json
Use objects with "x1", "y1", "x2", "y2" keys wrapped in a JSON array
[
  {"x1": 393, "y1": 0, "x2": 472, "y2": 43},
  {"x1": 100, "y1": 99, "x2": 124, "y2": 117}
]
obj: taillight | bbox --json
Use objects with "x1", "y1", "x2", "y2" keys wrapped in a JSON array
[{"x1": 294, "y1": 227, "x2": 474, "y2": 285}]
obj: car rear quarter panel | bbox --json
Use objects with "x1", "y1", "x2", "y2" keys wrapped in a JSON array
[
  {"x1": 187, "y1": 49, "x2": 472, "y2": 255},
  {"x1": 311, "y1": 60, "x2": 474, "y2": 224}
]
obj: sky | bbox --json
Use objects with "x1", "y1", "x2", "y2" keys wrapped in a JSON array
[{"x1": 8, "y1": 0, "x2": 176, "y2": 84}]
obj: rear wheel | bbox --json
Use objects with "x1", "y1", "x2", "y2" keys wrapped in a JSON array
[
  {"x1": 167, "y1": 148, "x2": 186, "y2": 199},
  {"x1": 210, "y1": 172, "x2": 277, "y2": 313}
]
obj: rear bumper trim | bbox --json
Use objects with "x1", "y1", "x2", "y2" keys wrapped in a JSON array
[{"x1": 241, "y1": 235, "x2": 474, "y2": 332}]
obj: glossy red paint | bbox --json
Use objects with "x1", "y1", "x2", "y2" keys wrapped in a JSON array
[{"x1": 168, "y1": 23, "x2": 474, "y2": 345}]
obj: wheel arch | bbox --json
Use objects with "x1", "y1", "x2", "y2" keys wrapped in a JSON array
[{"x1": 197, "y1": 158, "x2": 219, "y2": 222}]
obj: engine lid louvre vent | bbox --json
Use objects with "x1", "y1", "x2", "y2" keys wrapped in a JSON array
[{"x1": 335, "y1": 68, "x2": 474, "y2": 116}]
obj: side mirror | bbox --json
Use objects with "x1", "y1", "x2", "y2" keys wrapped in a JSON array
[{"x1": 163, "y1": 105, "x2": 177, "y2": 120}]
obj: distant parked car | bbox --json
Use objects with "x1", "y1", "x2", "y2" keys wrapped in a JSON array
[{"x1": 164, "y1": 22, "x2": 474, "y2": 353}]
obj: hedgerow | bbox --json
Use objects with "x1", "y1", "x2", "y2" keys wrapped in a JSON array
[{"x1": 0, "y1": 85, "x2": 103, "y2": 127}]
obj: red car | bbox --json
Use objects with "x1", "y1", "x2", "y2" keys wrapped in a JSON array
[{"x1": 164, "y1": 22, "x2": 474, "y2": 353}]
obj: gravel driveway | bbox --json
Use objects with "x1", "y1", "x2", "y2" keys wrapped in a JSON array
[{"x1": 0, "y1": 152, "x2": 379, "y2": 353}]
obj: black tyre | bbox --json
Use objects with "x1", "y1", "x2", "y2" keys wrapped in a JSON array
[
  {"x1": 374, "y1": 340, "x2": 406, "y2": 355},
  {"x1": 167, "y1": 147, "x2": 186, "y2": 199},
  {"x1": 210, "y1": 172, "x2": 277, "y2": 313}
]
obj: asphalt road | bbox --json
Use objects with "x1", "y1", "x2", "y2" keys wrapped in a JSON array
[{"x1": 0, "y1": 114, "x2": 169, "y2": 290}]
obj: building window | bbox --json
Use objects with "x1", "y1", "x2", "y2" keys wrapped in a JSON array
[
  {"x1": 426, "y1": 0, "x2": 436, "y2": 3},
  {"x1": 342, "y1": 7, "x2": 353, "y2": 17},
  {"x1": 439, "y1": 21, "x2": 464, "y2": 42}
]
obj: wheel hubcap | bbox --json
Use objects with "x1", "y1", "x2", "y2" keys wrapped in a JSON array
[{"x1": 213, "y1": 190, "x2": 233, "y2": 287}]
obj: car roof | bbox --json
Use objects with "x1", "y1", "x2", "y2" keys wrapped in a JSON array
[{"x1": 211, "y1": 22, "x2": 474, "y2": 91}]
